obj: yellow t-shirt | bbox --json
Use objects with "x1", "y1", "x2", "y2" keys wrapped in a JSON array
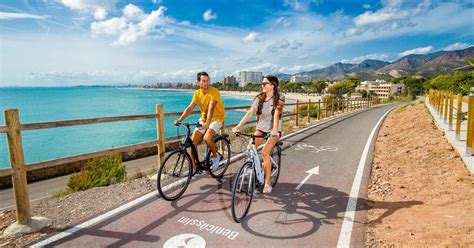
[{"x1": 191, "y1": 86, "x2": 225, "y2": 122}]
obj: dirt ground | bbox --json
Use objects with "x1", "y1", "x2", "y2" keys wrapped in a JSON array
[{"x1": 365, "y1": 103, "x2": 474, "y2": 247}]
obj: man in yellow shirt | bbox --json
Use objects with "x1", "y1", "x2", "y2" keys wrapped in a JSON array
[{"x1": 174, "y1": 71, "x2": 225, "y2": 173}]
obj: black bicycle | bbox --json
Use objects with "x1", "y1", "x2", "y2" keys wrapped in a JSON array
[
  {"x1": 231, "y1": 132, "x2": 282, "y2": 222},
  {"x1": 157, "y1": 122, "x2": 231, "y2": 201}
]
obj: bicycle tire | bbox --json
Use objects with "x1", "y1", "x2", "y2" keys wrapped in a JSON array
[
  {"x1": 270, "y1": 145, "x2": 281, "y2": 187},
  {"x1": 157, "y1": 150, "x2": 192, "y2": 201},
  {"x1": 231, "y1": 161, "x2": 255, "y2": 223},
  {"x1": 209, "y1": 137, "x2": 231, "y2": 178}
]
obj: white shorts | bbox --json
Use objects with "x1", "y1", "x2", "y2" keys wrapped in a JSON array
[{"x1": 194, "y1": 119, "x2": 223, "y2": 134}]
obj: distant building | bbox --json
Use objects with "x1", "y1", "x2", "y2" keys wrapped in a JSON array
[
  {"x1": 290, "y1": 75, "x2": 312, "y2": 83},
  {"x1": 356, "y1": 79, "x2": 404, "y2": 98},
  {"x1": 223, "y1": 75, "x2": 237, "y2": 86},
  {"x1": 238, "y1": 71, "x2": 263, "y2": 87}
]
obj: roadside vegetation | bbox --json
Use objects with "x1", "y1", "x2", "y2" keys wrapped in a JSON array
[{"x1": 55, "y1": 153, "x2": 127, "y2": 197}]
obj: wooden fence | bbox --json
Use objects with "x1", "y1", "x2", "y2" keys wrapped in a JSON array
[{"x1": 428, "y1": 89, "x2": 474, "y2": 156}]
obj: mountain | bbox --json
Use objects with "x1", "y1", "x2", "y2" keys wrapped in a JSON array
[
  {"x1": 273, "y1": 73, "x2": 292, "y2": 81},
  {"x1": 278, "y1": 46, "x2": 473, "y2": 81},
  {"x1": 377, "y1": 47, "x2": 474, "y2": 78},
  {"x1": 296, "y1": 60, "x2": 389, "y2": 80}
]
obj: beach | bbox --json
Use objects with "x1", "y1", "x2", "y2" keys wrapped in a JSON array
[{"x1": 220, "y1": 90, "x2": 322, "y2": 103}]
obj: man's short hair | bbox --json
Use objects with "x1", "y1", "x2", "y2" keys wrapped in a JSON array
[{"x1": 197, "y1": 71, "x2": 209, "y2": 82}]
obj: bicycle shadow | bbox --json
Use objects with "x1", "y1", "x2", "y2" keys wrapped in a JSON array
[
  {"x1": 365, "y1": 199, "x2": 423, "y2": 225},
  {"x1": 237, "y1": 182, "x2": 353, "y2": 239}
]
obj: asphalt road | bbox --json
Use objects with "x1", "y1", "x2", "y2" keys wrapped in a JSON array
[{"x1": 30, "y1": 103, "x2": 400, "y2": 247}]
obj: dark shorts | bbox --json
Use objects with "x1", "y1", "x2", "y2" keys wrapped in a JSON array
[{"x1": 256, "y1": 130, "x2": 282, "y2": 138}]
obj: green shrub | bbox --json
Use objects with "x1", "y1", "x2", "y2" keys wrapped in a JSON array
[
  {"x1": 67, "y1": 153, "x2": 126, "y2": 192},
  {"x1": 297, "y1": 103, "x2": 320, "y2": 118}
]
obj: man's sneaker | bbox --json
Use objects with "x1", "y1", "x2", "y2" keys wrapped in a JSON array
[
  {"x1": 182, "y1": 168, "x2": 197, "y2": 177},
  {"x1": 211, "y1": 155, "x2": 222, "y2": 171},
  {"x1": 263, "y1": 184, "x2": 273, "y2": 194}
]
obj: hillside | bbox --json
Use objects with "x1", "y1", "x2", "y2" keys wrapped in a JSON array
[{"x1": 281, "y1": 47, "x2": 473, "y2": 81}]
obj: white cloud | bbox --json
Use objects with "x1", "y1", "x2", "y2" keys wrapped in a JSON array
[
  {"x1": 203, "y1": 9, "x2": 217, "y2": 21},
  {"x1": 341, "y1": 53, "x2": 396, "y2": 63},
  {"x1": 443, "y1": 42, "x2": 472, "y2": 51},
  {"x1": 400, "y1": 46, "x2": 433, "y2": 56},
  {"x1": 91, "y1": 5, "x2": 171, "y2": 46},
  {"x1": 283, "y1": 0, "x2": 322, "y2": 11},
  {"x1": 93, "y1": 8, "x2": 107, "y2": 20},
  {"x1": 0, "y1": 12, "x2": 47, "y2": 20},
  {"x1": 123, "y1": 4, "x2": 144, "y2": 20},
  {"x1": 347, "y1": 0, "x2": 432, "y2": 36},
  {"x1": 275, "y1": 17, "x2": 291, "y2": 27},
  {"x1": 266, "y1": 39, "x2": 303, "y2": 53},
  {"x1": 61, "y1": 0, "x2": 117, "y2": 10},
  {"x1": 243, "y1": 32, "x2": 260, "y2": 43},
  {"x1": 278, "y1": 63, "x2": 323, "y2": 74},
  {"x1": 362, "y1": 4, "x2": 371, "y2": 9},
  {"x1": 61, "y1": 0, "x2": 118, "y2": 20},
  {"x1": 152, "y1": 0, "x2": 163, "y2": 4}
]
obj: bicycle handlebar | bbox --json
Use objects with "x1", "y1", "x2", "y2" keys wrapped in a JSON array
[
  {"x1": 175, "y1": 122, "x2": 202, "y2": 127},
  {"x1": 234, "y1": 131, "x2": 270, "y2": 139}
]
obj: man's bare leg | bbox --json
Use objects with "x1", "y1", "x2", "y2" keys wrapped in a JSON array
[
  {"x1": 190, "y1": 130, "x2": 203, "y2": 170},
  {"x1": 203, "y1": 128, "x2": 217, "y2": 157}
]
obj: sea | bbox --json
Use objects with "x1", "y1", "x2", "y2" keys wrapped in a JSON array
[{"x1": 0, "y1": 87, "x2": 254, "y2": 168}]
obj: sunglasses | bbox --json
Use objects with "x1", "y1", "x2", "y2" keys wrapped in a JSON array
[{"x1": 261, "y1": 82, "x2": 272, "y2": 86}]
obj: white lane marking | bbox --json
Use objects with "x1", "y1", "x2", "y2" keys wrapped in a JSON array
[
  {"x1": 30, "y1": 106, "x2": 387, "y2": 246},
  {"x1": 295, "y1": 166, "x2": 319, "y2": 190},
  {"x1": 291, "y1": 143, "x2": 338, "y2": 153},
  {"x1": 336, "y1": 106, "x2": 397, "y2": 248},
  {"x1": 163, "y1": 233, "x2": 206, "y2": 248},
  {"x1": 30, "y1": 190, "x2": 157, "y2": 247}
]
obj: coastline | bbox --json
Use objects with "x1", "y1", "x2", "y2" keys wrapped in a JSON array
[
  {"x1": 220, "y1": 90, "x2": 322, "y2": 103},
  {"x1": 142, "y1": 87, "x2": 322, "y2": 103}
]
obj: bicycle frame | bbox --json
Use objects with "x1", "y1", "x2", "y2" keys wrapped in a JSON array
[
  {"x1": 179, "y1": 123, "x2": 211, "y2": 170},
  {"x1": 241, "y1": 135, "x2": 279, "y2": 185}
]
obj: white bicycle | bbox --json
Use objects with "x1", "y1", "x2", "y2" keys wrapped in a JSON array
[{"x1": 231, "y1": 131, "x2": 282, "y2": 223}]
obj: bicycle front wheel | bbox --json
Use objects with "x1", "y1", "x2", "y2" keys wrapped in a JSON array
[
  {"x1": 157, "y1": 150, "x2": 192, "y2": 201},
  {"x1": 209, "y1": 137, "x2": 231, "y2": 178},
  {"x1": 270, "y1": 145, "x2": 281, "y2": 187},
  {"x1": 231, "y1": 161, "x2": 255, "y2": 223}
]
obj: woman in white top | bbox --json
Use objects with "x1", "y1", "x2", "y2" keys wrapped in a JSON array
[{"x1": 232, "y1": 75, "x2": 285, "y2": 193}]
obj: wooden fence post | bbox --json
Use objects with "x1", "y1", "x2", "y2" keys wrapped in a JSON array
[
  {"x1": 318, "y1": 100, "x2": 321, "y2": 120},
  {"x1": 449, "y1": 92, "x2": 454, "y2": 130},
  {"x1": 5, "y1": 109, "x2": 31, "y2": 225},
  {"x1": 156, "y1": 104, "x2": 165, "y2": 167},
  {"x1": 456, "y1": 93, "x2": 463, "y2": 140},
  {"x1": 331, "y1": 99, "x2": 334, "y2": 116},
  {"x1": 307, "y1": 99, "x2": 311, "y2": 124},
  {"x1": 324, "y1": 100, "x2": 328, "y2": 118},
  {"x1": 444, "y1": 91, "x2": 449, "y2": 123},
  {"x1": 295, "y1": 100, "x2": 299, "y2": 126},
  {"x1": 439, "y1": 91, "x2": 444, "y2": 118},
  {"x1": 466, "y1": 88, "x2": 474, "y2": 156}
]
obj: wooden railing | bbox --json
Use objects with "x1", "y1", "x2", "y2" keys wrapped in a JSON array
[
  {"x1": 0, "y1": 96, "x2": 379, "y2": 225},
  {"x1": 428, "y1": 88, "x2": 474, "y2": 156}
]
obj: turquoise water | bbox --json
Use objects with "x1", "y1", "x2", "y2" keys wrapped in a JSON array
[{"x1": 0, "y1": 87, "x2": 253, "y2": 168}]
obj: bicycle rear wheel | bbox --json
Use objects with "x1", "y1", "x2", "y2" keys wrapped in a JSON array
[
  {"x1": 231, "y1": 161, "x2": 255, "y2": 223},
  {"x1": 209, "y1": 137, "x2": 231, "y2": 178},
  {"x1": 157, "y1": 150, "x2": 192, "y2": 201},
  {"x1": 270, "y1": 145, "x2": 281, "y2": 187}
]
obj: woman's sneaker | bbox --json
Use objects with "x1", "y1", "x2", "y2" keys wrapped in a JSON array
[
  {"x1": 211, "y1": 155, "x2": 222, "y2": 171},
  {"x1": 263, "y1": 184, "x2": 273, "y2": 194}
]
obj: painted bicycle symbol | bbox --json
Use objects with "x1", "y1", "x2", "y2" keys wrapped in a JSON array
[{"x1": 290, "y1": 143, "x2": 338, "y2": 153}]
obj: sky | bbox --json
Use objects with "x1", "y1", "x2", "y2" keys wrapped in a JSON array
[{"x1": 0, "y1": 0, "x2": 473, "y2": 86}]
